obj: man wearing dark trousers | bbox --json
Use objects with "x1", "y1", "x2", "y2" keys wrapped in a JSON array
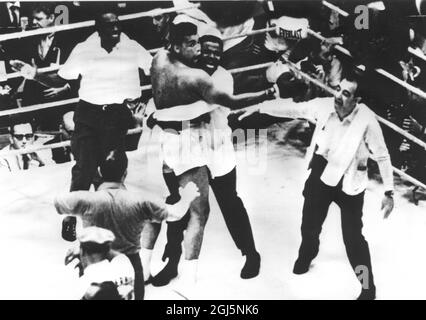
[
  {"x1": 11, "y1": 10, "x2": 153, "y2": 191},
  {"x1": 148, "y1": 30, "x2": 261, "y2": 287},
  {"x1": 59, "y1": 11, "x2": 152, "y2": 191},
  {"x1": 239, "y1": 72, "x2": 395, "y2": 300}
]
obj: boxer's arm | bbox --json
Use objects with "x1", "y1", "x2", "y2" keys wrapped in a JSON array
[{"x1": 198, "y1": 75, "x2": 276, "y2": 110}]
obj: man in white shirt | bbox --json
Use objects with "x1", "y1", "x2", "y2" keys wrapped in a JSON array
[
  {"x1": 239, "y1": 73, "x2": 395, "y2": 300},
  {"x1": 60, "y1": 11, "x2": 152, "y2": 191},
  {"x1": 10, "y1": 10, "x2": 153, "y2": 190},
  {"x1": 0, "y1": 122, "x2": 52, "y2": 172}
]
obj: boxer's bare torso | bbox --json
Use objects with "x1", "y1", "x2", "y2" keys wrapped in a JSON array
[{"x1": 151, "y1": 49, "x2": 211, "y2": 110}]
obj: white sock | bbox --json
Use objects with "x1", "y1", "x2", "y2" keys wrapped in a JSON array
[{"x1": 140, "y1": 248, "x2": 153, "y2": 280}]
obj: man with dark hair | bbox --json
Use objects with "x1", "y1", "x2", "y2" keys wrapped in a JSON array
[
  {"x1": 239, "y1": 75, "x2": 395, "y2": 300},
  {"x1": 54, "y1": 150, "x2": 199, "y2": 300},
  {"x1": 148, "y1": 30, "x2": 260, "y2": 287},
  {"x1": 11, "y1": 10, "x2": 153, "y2": 191},
  {"x1": 0, "y1": 122, "x2": 52, "y2": 172},
  {"x1": 145, "y1": 22, "x2": 276, "y2": 295}
]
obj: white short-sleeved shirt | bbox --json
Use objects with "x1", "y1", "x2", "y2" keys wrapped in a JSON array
[
  {"x1": 207, "y1": 66, "x2": 237, "y2": 178},
  {"x1": 59, "y1": 32, "x2": 152, "y2": 105}
]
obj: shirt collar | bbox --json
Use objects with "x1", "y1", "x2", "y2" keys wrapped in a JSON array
[
  {"x1": 98, "y1": 181, "x2": 126, "y2": 191},
  {"x1": 7, "y1": 2, "x2": 20, "y2": 10},
  {"x1": 331, "y1": 104, "x2": 360, "y2": 124}
]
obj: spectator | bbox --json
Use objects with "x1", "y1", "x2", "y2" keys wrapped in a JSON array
[{"x1": 0, "y1": 122, "x2": 52, "y2": 172}]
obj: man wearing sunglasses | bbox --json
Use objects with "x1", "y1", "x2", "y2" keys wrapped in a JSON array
[{"x1": 0, "y1": 122, "x2": 52, "y2": 172}]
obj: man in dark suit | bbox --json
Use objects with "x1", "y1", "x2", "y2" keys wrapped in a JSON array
[
  {"x1": 16, "y1": 3, "x2": 77, "y2": 131},
  {"x1": 0, "y1": 2, "x2": 22, "y2": 34}
]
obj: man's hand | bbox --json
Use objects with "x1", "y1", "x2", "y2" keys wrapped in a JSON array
[
  {"x1": 146, "y1": 112, "x2": 157, "y2": 129},
  {"x1": 180, "y1": 182, "x2": 200, "y2": 203},
  {"x1": 402, "y1": 116, "x2": 424, "y2": 136},
  {"x1": 64, "y1": 245, "x2": 80, "y2": 266},
  {"x1": 381, "y1": 194, "x2": 394, "y2": 219},
  {"x1": 10, "y1": 59, "x2": 37, "y2": 80},
  {"x1": 236, "y1": 105, "x2": 260, "y2": 121},
  {"x1": 166, "y1": 182, "x2": 200, "y2": 222},
  {"x1": 44, "y1": 85, "x2": 69, "y2": 98}
]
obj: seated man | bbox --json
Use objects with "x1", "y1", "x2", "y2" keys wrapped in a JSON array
[
  {"x1": 54, "y1": 150, "x2": 199, "y2": 300},
  {"x1": 0, "y1": 122, "x2": 52, "y2": 172}
]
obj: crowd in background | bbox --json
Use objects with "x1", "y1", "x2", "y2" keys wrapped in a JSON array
[{"x1": 0, "y1": 0, "x2": 425, "y2": 184}]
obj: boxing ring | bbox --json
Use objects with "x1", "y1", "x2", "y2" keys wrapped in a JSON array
[{"x1": 1, "y1": 2, "x2": 426, "y2": 300}]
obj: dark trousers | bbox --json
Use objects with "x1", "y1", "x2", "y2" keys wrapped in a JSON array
[
  {"x1": 70, "y1": 100, "x2": 133, "y2": 191},
  {"x1": 162, "y1": 167, "x2": 257, "y2": 260},
  {"x1": 126, "y1": 253, "x2": 144, "y2": 300},
  {"x1": 297, "y1": 154, "x2": 375, "y2": 289}
]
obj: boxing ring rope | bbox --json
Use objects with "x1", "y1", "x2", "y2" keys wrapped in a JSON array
[
  {"x1": 322, "y1": 0, "x2": 350, "y2": 17},
  {"x1": 263, "y1": 56, "x2": 426, "y2": 190},
  {"x1": 0, "y1": 3, "x2": 200, "y2": 43},
  {"x1": 321, "y1": 0, "x2": 426, "y2": 63},
  {"x1": 0, "y1": 6, "x2": 425, "y2": 190},
  {"x1": 0, "y1": 62, "x2": 274, "y2": 117},
  {"x1": 2, "y1": 54, "x2": 426, "y2": 191},
  {"x1": 306, "y1": 29, "x2": 426, "y2": 100},
  {"x1": 0, "y1": 126, "x2": 144, "y2": 158}
]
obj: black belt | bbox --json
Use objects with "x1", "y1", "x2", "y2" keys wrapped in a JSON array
[{"x1": 80, "y1": 100, "x2": 126, "y2": 111}]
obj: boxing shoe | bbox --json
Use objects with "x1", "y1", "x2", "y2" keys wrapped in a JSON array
[
  {"x1": 292, "y1": 258, "x2": 311, "y2": 275},
  {"x1": 357, "y1": 286, "x2": 376, "y2": 300},
  {"x1": 241, "y1": 251, "x2": 261, "y2": 279},
  {"x1": 62, "y1": 216, "x2": 77, "y2": 242},
  {"x1": 151, "y1": 258, "x2": 179, "y2": 287}
]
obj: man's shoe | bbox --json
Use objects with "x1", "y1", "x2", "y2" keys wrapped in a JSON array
[
  {"x1": 151, "y1": 260, "x2": 179, "y2": 287},
  {"x1": 357, "y1": 287, "x2": 376, "y2": 300},
  {"x1": 240, "y1": 252, "x2": 261, "y2": 279},
  {"x1": 292, "y1": 258, "x2": 310, "y2": 275}
]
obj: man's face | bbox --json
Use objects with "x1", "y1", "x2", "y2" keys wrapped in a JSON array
[
  {"x1": 200, "y1": 40, "x2": 222, "y2": 74},
  {"x1": 32, "y1": 11, "x2": 55, "y2": 29},
  {"x1": 334, "y1": 79, "x2": 359, "y2": 117},
  {"x1": 175, "y1": 34, "x2": 200, "y2": 66},
  {"x1": 97, "y1": 13, "x2": 121, "y2": 45},
  {"x1": 10, "y1": 123, "x2": 34, "y2": 150},
  {"x1": 152, "y1": 15, "x2": 168, "y2": 34}
]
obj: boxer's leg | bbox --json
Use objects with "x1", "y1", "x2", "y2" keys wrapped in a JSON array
[{"x1": 178, "y1": 166, "x2": 210, "y2": 260}]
